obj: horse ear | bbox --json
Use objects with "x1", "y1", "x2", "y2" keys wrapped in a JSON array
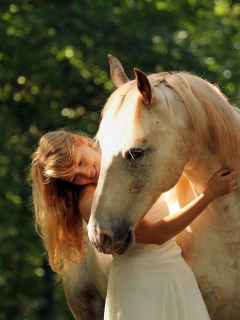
[
  {"x1": 134, "y1": 68, "x2": 152, "y2": 105},
  {"x1": 108, "y1": 54, "x2": 129, "y2": 88}
]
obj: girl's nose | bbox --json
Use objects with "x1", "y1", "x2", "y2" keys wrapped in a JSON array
[{"x1": 77, "y1": 166, "x2": 89, "y2": 178}]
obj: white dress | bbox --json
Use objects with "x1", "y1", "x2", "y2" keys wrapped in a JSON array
[{"x1": 104, "y1": 196, "x2": 210, "y2": 320}]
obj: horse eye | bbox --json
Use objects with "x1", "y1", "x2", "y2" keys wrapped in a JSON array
[{"x1": 126, "y1": 149, "x2": 144, "y2": 160}]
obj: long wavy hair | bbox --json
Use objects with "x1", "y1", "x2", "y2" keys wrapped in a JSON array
[{"x1": 29, "y1": 130, "x2": 98, "y2": 275}]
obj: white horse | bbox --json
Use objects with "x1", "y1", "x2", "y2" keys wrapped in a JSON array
[{"x1": 87, "y1": 55, "x2": 240, "y2": 320}]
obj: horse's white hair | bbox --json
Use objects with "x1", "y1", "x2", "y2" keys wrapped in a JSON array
[{"x1": 97, "y1": 71, "x2": 240, "y2": 167}]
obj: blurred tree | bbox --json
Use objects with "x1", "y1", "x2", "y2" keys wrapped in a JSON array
[{"x1": 0, "y1": 0, "x2": 239, "y2": 319}]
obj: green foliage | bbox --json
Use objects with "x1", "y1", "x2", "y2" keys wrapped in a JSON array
[{"x1": 0, "y1": 0, "x2": 240, "y2": 319}]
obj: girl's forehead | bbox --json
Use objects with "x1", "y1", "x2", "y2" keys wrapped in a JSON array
[
  {"x1": 73, "y1": 144, "x2": 94, "y2": 159},
  {"x1": 72, "y1": 145, "x2": 83, "y2": 160}
]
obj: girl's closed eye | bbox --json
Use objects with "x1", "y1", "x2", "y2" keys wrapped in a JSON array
[{"x1": 72, "y1": 175, "x2": 78, "y2": 183}]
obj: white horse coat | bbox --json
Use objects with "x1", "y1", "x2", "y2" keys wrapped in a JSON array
[{"x1": 87, "y1": 55, "x2": 240, "y2": 320}]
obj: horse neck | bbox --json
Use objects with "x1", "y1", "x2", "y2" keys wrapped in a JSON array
[
  {"x1": 183, "y1": 147, "x2": 223, "y2": 192},
  {"x1": 182, "y1": 146, "x2": 240, "y2": 222}
]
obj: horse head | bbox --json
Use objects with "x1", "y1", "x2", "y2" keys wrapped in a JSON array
[{"x1": 88, "y1": 55, "x2": 190, "y2": 254}]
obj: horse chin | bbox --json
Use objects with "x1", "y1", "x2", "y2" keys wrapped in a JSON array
[{"x1": 116, "y1": 230, "x2": 134, "y2": 255}]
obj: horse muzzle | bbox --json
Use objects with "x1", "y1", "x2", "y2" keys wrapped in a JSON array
[{"x1": 88, "y1": 223, "x2": 134, "y2": 255}]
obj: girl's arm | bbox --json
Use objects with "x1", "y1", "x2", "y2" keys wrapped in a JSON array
[{"x1": 135, "y1": 169, "x2": 237, "y2": 245}]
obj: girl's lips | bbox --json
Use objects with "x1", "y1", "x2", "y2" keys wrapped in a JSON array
[{"x1": 91, "y1": 165, "x2": 98, "y2": 180}]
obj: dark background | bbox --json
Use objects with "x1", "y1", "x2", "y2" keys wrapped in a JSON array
[{"x1": 1, "y1": 0, "x2": 240, "y2": 319}]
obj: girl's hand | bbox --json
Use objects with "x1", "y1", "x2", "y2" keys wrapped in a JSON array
[{"x1": 204, "y1": 169, "x2": 237, "y2": 200}]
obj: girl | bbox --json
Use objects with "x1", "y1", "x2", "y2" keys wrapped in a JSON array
[{"x1": 29, "y1": 129, "x2": 236, "y2": 320}]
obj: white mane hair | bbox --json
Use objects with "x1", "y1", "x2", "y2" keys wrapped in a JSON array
[{"x1": 96, "y1": 71, "x2": 240, "y2": 167}]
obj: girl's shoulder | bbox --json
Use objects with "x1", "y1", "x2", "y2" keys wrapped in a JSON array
[{"x1": 79, "y1": 183, "x2": 97, "y2": 197}]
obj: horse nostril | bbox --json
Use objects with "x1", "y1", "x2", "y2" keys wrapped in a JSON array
[
  {"x1": 89, "y1": 224, "x2": 134, "y2": 254},
  {"x1": 96, "y1": 233, "x2": 117, "y2": 254},
  {"x1": 100, "y1": 233, "x2": 112, "y2": 247}
]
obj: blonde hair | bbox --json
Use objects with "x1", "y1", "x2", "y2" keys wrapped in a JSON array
[{"x1": 29, "y1": 130, "x2": 98, "y2": 275}]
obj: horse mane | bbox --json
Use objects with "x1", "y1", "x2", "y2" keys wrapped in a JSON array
[
  {"x1": 97, "y1": 71, "x2": 240, "y2": 167},
  {"x1": 163, "y1": 72, "x2": 240, "y2": 167}
]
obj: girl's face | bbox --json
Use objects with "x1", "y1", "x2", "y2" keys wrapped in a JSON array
[{"x1": 64, "y1": 145, "x2": 101, "y2": 186}]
